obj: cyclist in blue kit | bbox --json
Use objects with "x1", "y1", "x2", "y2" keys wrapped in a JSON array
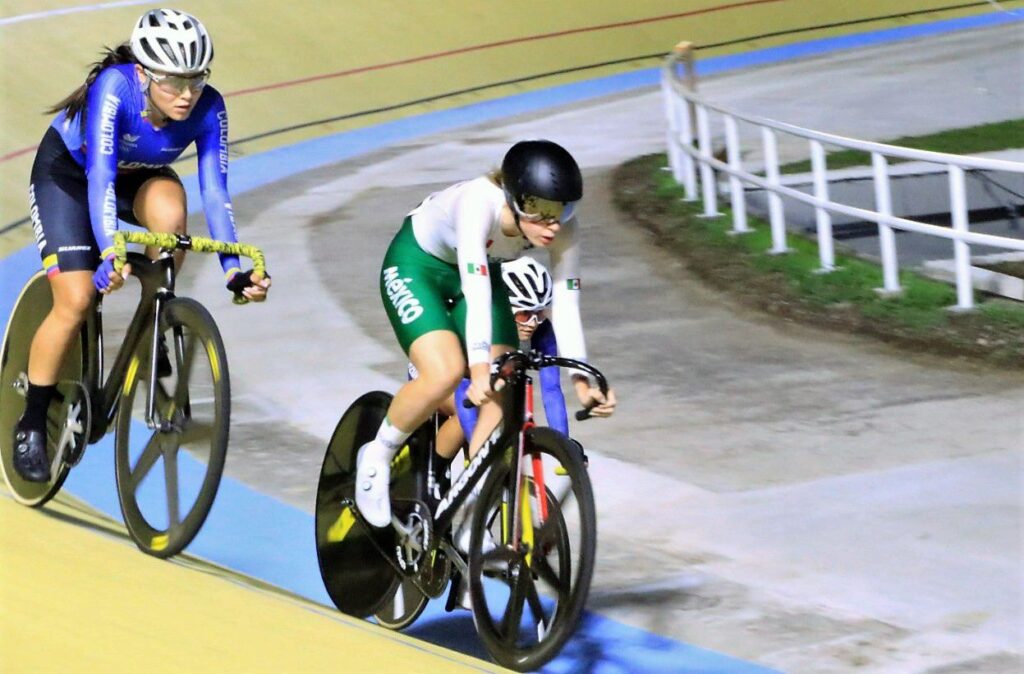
[
  {"x1": 453, "y1": 257, "x2": 586, "y2": 467},
  {"x1": 12, "y1": 8, "x2": 270, "y2": 482}
]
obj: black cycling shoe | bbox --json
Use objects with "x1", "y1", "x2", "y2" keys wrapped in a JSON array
[
  {"x1": 156, "y1": 335, "x2": 173, "y2": 378},
  {"x1": 570, "y1": 438, "x2": 589, "y2": 469},
  {"x1": 13, "y1": 428, "x2": 50, "y2": 483}
]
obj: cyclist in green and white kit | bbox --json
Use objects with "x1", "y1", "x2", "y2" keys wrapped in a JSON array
[{"x1": 357, "y1": 140, "x2": 617, "y2": 528}]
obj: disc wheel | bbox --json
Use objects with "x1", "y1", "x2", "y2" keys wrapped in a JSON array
[
  {"x1": 0, "y1": 272, "x2": 90, "y2": 506},
  {"x1": 468, "y1": 427, "x2": 596, "y2": 672},
  {"x1": 315, "y1": 391, "x2": 400, "y2": 617},
  {"x1": 374, "y1": 575, "x2": 431, "y2": 630},
  {"x1": 114, "y1": 297, "x2": 229, "y2": 558}
]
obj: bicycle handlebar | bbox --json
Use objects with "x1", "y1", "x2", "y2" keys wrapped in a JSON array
[
  {"x1": 461, "y1": 350, "x2": 610, "y2": 421},
  {"x1": 112, "y1": 231, "x2": 267, "y2": 305}
]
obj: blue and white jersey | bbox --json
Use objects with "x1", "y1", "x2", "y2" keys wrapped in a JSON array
[{"x1": 50, "y1": 63, "x2": 239, "y2": 274}]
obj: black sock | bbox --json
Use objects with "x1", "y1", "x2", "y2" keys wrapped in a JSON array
[{"x1": 19, "y1": 383, "x2": 57, "y2": 433}]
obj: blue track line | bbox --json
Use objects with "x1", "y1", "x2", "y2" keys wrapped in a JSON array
[{"x1": 3, "y1": 11, "x2": 1019, "y2": 673}]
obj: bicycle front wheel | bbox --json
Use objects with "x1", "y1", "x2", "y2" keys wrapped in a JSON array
[
  {"x1": 469, "y1": 427, "x2": 596, "y2": 672},
  {"x1": 114, "y1": 297, "x2": 229, "y2": 558}
]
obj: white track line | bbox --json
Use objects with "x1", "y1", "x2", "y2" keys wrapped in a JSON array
[{"x1": 1, "y1": 1, "x2": 151, "y2": 27}]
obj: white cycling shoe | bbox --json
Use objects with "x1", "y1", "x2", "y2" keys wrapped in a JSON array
[{"x1": 355, "y1": 441, "x2": 394, "y2": 528}]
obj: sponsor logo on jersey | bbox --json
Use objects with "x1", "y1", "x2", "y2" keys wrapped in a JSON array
[
  {"x1": 99, "y1": 94, "x2": 120, "y2": 156},
  {"x1": 58, "y1": 245, "x2": 93, "y2": 253},
  {"x1": 119, "y1": 133, "x2": 139, "y2": 152},
  {"x1": 28, "y1": 184, "x2": 46, "y2": 252},
  {"x1": 217, "y1": 110, "x2": 229, "y2": 174},
  {"x1": 161, "y1": 146, "x2": 186, "y2": 153},
  {"x1": 102, "y1": 182, "x2": 117, "y2": 239},
  {"x1": 466, "y1": 262, "x2": 488, "y2": 276},
  {"x1": 567, "y1": 278, "x2": 581, "y2": 290},
  {"x1": 117, "y1": 160, "x2": 167, "y2": 170},
  {"x1": 383, "y1": 266, "x2": 424, "y2": 324},
  {"x1": 224, "y1": 202, "x2": 238, "y2": 239}
]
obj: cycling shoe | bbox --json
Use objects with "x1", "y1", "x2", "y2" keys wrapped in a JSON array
[
  {"x1": 355, "y1": 441, "x2": 394, "y2": 527},
  {"x1": 13, "y1": 427, "x2": 50, "y2": 483}
]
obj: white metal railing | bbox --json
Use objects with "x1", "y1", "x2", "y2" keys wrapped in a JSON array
[{"x1": 661, "y1": 42, "x2": 1024, "y2": 310}]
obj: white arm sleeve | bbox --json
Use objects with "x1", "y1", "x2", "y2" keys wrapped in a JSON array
[
  {"x1": 454, "y1": 190, "x2": 497, "y2": 366},
  {"x1": 549, "y1": 218, "x2": 590, "y2": 379}
]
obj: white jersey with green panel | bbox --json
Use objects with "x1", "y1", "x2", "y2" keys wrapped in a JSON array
[{"x1": 408, "y1": 176, "x2": 588, "y2": 369}]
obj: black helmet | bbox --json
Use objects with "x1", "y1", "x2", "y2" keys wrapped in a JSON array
[{"x1": 501, "y1": 140, "x2": 583, "y2": 210}]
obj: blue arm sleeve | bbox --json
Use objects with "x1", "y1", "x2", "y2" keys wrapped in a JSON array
[
  {"x1": 84, "y1": 70, "x2": 126, "y2": 259},
  {"x1": 195, "y1": 92, "x2": 241, "y2": 277},
  {"x1": 534, "y1": 322, "x2": 569, "y2": 436},
  {"x1": 454, "y1": 378, "x2": 478, "y2": 443}
]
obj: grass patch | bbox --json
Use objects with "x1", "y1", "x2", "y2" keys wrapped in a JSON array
[
  {"x1": 779, "y1": 118, "x2": 1024, "y2": 174},
  {"x1": 977, "y1": 260, "x2": 1024, "y2": 279},
  {"x1": 616, "y1": 154, "x2": 1024, "y2": 368}
]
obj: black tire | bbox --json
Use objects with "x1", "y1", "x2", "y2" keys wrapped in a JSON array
[
  {"x1": 468, "y1": 427, "x2": 596, "y2": 672},
  {"x1": 315, "y1": 391, "x2": 400, "y2": 618},
  {"x1": 114, "y1": 297, "x2": 229, "y2": 558},
  {"x1": 0, "y1": 272, "x2": 90, "y2": 506}
]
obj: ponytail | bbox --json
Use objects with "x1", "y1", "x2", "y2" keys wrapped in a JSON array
[{"x1": 46, "y1": 43, "x2": 136, "y2": 128}]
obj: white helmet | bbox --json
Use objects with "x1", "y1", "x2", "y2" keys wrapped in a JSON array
[
  {"x1": 130, "y1": 9, "x2": 213, "y2": 75},
  {"x1": 502, "y1": 257, "x2": 553, "y2": 312}
]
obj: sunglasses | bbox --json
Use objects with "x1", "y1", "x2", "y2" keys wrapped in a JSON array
[
  {"x1": 145, "y1": 68, "x2": 210, "y2": 94},
  {"x1": 513, "y1": 196, "x2": 578, "y2": 223},
  {"x1": 513, "y1": 310, "x2": 542, "y2": 326}
]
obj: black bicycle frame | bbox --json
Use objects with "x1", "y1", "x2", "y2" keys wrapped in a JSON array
[
  {"x1": 86, "y1": 251, "x2": 177, "y2": 444},
  {"x1": 426, "y1": 351, "x2": 607, "y2": 538}
]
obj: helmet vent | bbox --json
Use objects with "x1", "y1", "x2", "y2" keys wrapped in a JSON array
[
  {"x1": 156, "y1": 37, "x2": 177, "y2": 66},
  {"x1": 138, "y1": 39, "x2": 161, "y2": 65}
]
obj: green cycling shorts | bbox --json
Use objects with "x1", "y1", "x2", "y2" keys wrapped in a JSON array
[{"x1": 380, "y1": 217, "x2": 518, "y2": 356}]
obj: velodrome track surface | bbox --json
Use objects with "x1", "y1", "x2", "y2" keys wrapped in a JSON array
[{"x1": 2, "y1": 4, "x2": 1023, "y2": 673}]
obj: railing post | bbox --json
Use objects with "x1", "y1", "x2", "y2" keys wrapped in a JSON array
[
  {"x1": 809, "y1": 140, "x2": 835, "y2": 271},
  {"x1": 871, "y1": 152, "x2": 902, "y2": 295},
  {"x1": 761, "y1": 127, "x2": 788, "y2": 253},
  {"x1": 696, "y1": 103, "x2": 720, "y2": 217},
  {"x1": 662, "y1": 76, "x2": 685, "y2": 185},
  {"x1": 672, "y1": 41, "x2": 698, "y2": 202},
  {"x1": 677, "y1": 97, "x2": 698, "y2": 201},
  {"x1": 948, "y1": 164, "x2": 975, "y2": 310},
  {"x1": 724, "y1": 114, "x2": 749, "y2": 234}
]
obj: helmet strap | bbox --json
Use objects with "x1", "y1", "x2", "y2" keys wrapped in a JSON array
[{"x1": 503, "y1": 188, "x2": 524, "y2": 233}]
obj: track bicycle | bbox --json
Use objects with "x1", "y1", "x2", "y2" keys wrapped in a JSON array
[
  {"x1": 315, "y1": 350, "x2": 607, "y2": 671},
  {"x1": 0, "y1": 231, "x2": 265, "y2": 558}
]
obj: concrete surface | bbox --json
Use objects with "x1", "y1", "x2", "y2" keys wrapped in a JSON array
[{"x1": 166, "y1": 22, "x2": 1024, "y2": 674}]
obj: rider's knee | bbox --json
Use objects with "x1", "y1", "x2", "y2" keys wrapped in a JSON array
[
  {"x1": 52, "y1": 282, "x2": 94, "y2": 324},
  {"x1": 416, "y1": 362, "x2": 464, "y2": 400},
  {"x1": 134, "y1": 178, "x2": 187, "y2": 234}
]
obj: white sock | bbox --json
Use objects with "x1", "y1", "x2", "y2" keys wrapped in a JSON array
[{"x1": 374, "y1": 416, "x2": 411, "y2": 455}]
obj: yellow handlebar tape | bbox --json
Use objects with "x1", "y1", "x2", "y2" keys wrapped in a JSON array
[{"x1": 112, "y1": 231, "x2": 266, "y2": 305}]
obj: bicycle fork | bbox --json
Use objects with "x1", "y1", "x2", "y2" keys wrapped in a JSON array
[{"x1": 504, "y1": 376, "x2": 548, "y2": 564}]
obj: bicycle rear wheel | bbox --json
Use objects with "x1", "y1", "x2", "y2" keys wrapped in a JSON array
[
  {"x1": 0, "y1": 272, "x2": 90, "y2": 506},
  {"x1": 374, "y1": 575, "x2": 430, "y2": 630},
  {"x1": 114, "y1": 297, "x2": 229, "y2": 558},
  {"x1": 315, "y1": 391, "x2": 400, "y2": 617},
  {"x1": 468, "y1": 427, "x2": 596, "y2": 672}
]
